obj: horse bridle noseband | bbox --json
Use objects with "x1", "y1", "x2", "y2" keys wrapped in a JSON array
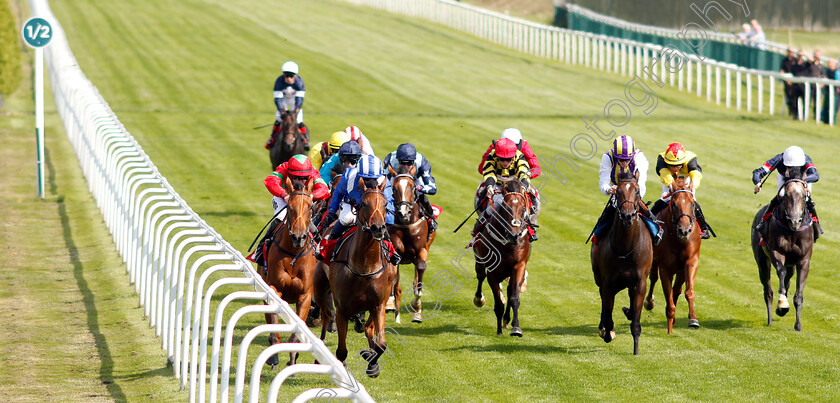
[
  {"x1": 615, "y1": 179, "x2": 640, "y2": 219},
  {"x1": 336, "y1": 188, "x2": 391, "y2": 278},
  {"x1": 486, "y1": 190, "x2": 529, "y2": 245},
  {"x1": 779, "y1": 179, "x2": 809, "y2": 227},
  {"x1": 393, "y1": 174, "x2": 417, "y2": 220}
]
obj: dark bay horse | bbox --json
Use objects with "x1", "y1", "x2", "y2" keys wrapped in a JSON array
[
  {"x1": 269, "y1": 109, "x2": 307, "y2": 169},
  {"x1": 751, "y1": 174, "x2": 815, "y2": 331},
  {"x1": 591, "y1": 171, "x2": 653, "y2": 355},
  {"x1": 316, "y1": 177, "x2": 396, "y2": 377},
  {"x1": 473, "y1": 179, "x2": 531, "y2": 337},
  {"x1": 262, "y1": 176, "x2": 317, "y2": 368},
  {"x1": 644, "y1": 176, "x2": 702, "y2": 334},
  {"x1": 387, "y1": 165, "x2": 436, "y2": 323}
]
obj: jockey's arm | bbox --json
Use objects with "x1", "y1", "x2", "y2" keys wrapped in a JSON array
[
  {"x1": 328, "y1": 174, "x2": 349, "y2": 214},
  {"x1": 635, "y1": 151, "x2": 650, "y2": 199},
  {"x1": 264, "y1": 171, "x2": 289, "y2": 199},
  {"x1": 478, "y1": 143, "x2": 493, "y2": 175},
  {"x1": 310, "y1": 171, "x2": 331, "y2": 200},
  {"x1": 804, "y1": 155, "x2": 819, "y2": 183},
  {"x1": 686, "y1": 156, "x2": 702, "y2": 190},
  {"x1": 309, "y1": 144, "x2": 324, "y2": 170},
  {"x1": 294, "y1": 78, "x2": 305, "y2": 111},
  {"x1": 418, "y1": 156, "x2": 437, "y2": 195},
  {"x1": 384, "y1": 182, "x2": 396, "y2": 225},
  {"x1": 319, "y1": 155, "x2": 338, "y2": 184},
  {"x1": 521, "y1": 141, "x2": 542, "y2": 178},
  {"x1": 598, "y1": 153, "x2": 613, "y2": 196}
]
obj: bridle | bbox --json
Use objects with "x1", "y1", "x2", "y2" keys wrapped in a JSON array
[
  {"x1": 779, "y1": 179, "x2": 809, "y2": 230},
  {"x1": 487, "y1": 189, "x2": 529, "y2": 245},
  {"x1": 392, "y1": 174, "x2": 417, "y2": 224},
  {"x1": 669, "y1": 189, "x2": 696, "y2": 234},
  {"x1": 358, "y1": 189, "x2": 388, "y2": 240},
  {"x1": 337, "y1": 188, "x2": 391, "y2": 278},
  {"x1": 615, "y1": 178, "x2": 640, "y2": 226}
]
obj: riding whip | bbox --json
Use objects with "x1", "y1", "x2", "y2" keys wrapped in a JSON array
[
  {"x1": 252, "y1": 123, "x2": 274, "y2": 130},
  {"x1": 453, "y1": 207, "x2": 479, "y2": 233},
  {"x1": 248, "y1": 205, "x2": 288, "y2": 252}
]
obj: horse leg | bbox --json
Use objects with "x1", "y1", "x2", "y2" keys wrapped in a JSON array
[
  {"x1": 660, "y1": 271, "x2": 676, "y2": 335},
  {"x1": 685, "y1": 257, "x2": 700, "y2": 328},
  {"x1": 758, "y1": 258, "x2": 774, "y2": 327},
  {"x1": 770, "y1": 252, "x2": 790, "y2": 316},
  {"x1": 334, "y1": 311, "x2": 349, "y2": 365},
  {"x1": 629, "y1": 276, "x2": 646, "y2": 356},
  {"x1": 509, "y1": 263, "x2": 526, "y2": 337},
  {"x1": 488, "y1": 277, "x2": 504, "y2": 335},
  {"x1": 598, "y1": 284, "x2": 616, "y2": 343},
  {"x1": 503, "y1": 280, "x2": 512, "y2": 329},
  {"x1": 264, "y1": 311, "x2": 281, "y2": 369},
  {"x1": 393, "y1": 266, "x2": 402, "y2": 324},
  {"x1": 645, "y1": 261, "x2": 659, "y2": 311},
  {"x1": 363, "y1": 306, "x2": 387, "y2": 378},
  {"x1": 411, "y1": 252, "x2": 428, "y2": 323},
  {"x1": 474, "y1": 263, "x2": 486, "y2": 308},
  {"x1": 793, "y1": 258, "x2": 811, "y2": 331},
  {"x1": 288, "y1": 295, "x2": 313, "y2": 367}
]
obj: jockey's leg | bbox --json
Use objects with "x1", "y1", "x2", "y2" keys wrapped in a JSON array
[
  {"x1": 265, "y1": 120, "x2": 282, "y2": 149},
  {"x1": 298, "y1": 122, "x2": 311, "y2": 150},
  {"x1": 527, "y1": 190, "x2": 540, "y2": 242},
  {"x1": 650, "y1": 198, "x2": 668, "y2": 216},
  {"x1": 807, "y1": 197, "x2": 823, "y2": 241},
  {"x1": 416, "y1": 192, "x2": 438, "y2": 234},
  {"x1": 756, "y1": 195, "x2": 781, "y2": 234},
  {"x1": 694, "y1": 201, "x2": 714, "y2": 239},
  {"x1": 639, "y1": 202, "x2": 663, "y2": 246},
  {"x1": 254, "y1": 218, "x2": 281, "y2": 269},
  {"x1": 591, "y1": 203, "x2": 616, "y2": 245}
]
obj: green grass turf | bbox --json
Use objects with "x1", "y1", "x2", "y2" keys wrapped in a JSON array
[
  {"x1": 765, "y1": 30, "x2": 840, "y2": 59},
  {"x1": 23, "y1": 0, "x2": 840, "y2": 400}
]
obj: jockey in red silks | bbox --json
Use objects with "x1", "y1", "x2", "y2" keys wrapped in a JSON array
[{"x1": 250, "y1": 155, "x2": 329, "y2": 269}]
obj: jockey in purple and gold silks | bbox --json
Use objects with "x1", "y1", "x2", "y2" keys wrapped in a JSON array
[{"x1": 590, "y1": 135, "x2": 662, "y2": 246}]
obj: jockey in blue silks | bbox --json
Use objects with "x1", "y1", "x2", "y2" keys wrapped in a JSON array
[
  {"x1": 320, "y1": 155, "x2": 395, "y2": 242},
  {"x1": 319, "y1": 140, "x2": 363, "y2": 185},
  {"x1": 383, "y1": 143, "x2": 438, "y2": 233}
]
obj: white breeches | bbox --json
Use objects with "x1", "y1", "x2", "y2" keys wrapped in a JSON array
[
  {"x1": 275, "y1": 99, "x2": 303, "y2": 123},
  {"x1": 272, "y1": 196, "x2": 289, "y2": 221},
  {"x1": 338, "y1": 202, "x2": 356, "y2": 226}
]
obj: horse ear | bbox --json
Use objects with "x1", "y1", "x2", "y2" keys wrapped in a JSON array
[
  {"x1": 634, "y1": 171, "x2": 640, "y2": 180},
  {"x1": 779, "y1": 187, "x2": 786, "y2": 198},
  {"x1": 410, "y1": 165, "x2": 417, "y2": 176},
  {"x1": 358, "y1": 176, "x2": 366, "y2": 190},
  {"x1": 305, "y1": 178, "x2": 314, "y2": 192},
  {"x1": 388, "y1": 165, "x2": 397, "y2": 177},
  {"x1": 284, "y1": 175, "x2": 293, "y2": 191},
  {"x1": 378, "y1": 177, "x2": 387, "y2": 191}
]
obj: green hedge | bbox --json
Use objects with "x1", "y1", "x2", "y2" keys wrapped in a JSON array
[{"x1": 0, "y1": 0, "x2": 22, "y2": 100}]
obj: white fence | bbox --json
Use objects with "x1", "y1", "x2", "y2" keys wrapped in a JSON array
[
  {"x1": 29, "y1": 0, "x2": 374, "y2": 401},
  {"x1": 344, "y1": 0, "x2": 840, "y2": 126}
]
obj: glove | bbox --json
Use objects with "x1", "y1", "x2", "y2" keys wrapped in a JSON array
[{"x1": 320, "y1": 212, "x2": 338, "y2": 232}]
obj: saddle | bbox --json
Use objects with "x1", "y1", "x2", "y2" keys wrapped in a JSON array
[{"x1": 317, "y1": 226, "x2": 398, "y2": 266}]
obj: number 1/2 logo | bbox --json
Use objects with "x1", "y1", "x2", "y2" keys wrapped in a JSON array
[{"x1": 22, "y1": 17, "x2": 53, "y2": 48}]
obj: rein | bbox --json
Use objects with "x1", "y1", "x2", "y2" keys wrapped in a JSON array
[
  {"x1": 334, "y1": 188, "x2": 390, "y2": 278},
  {"x1": 774, "y1": 179, "x2": 812, "y2": 232},
  {"x1": 393, "y1": 174, "x2": 418, "y2": 225},
  {"x1": 610, "y1": 178, "x2": 642, "y2": 258},
  {"x1": 269, "y1": 190, "x2": 315, "y2": 267}
]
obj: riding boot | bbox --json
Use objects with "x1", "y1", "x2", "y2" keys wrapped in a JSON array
[
  {"x1": 589, "y1": 203, "x2": 615, "y2": 244},
  {"x1": 807, "y1": 198, "x2": 823, "y2": 242},
  {"x1": 382, "y1": 229, "x2": 401, "y2": 265},
  {"x1": 639, "y1": 202, "x2": 663, "y2": 246},
  {"x1": 527, "y1": 192, "x2": 540, "y2": 242},
  {"x1": 266, "y1": 120, "x2": 281, "y2": 149},
  {"x1": 298, "y1": 123, "x2": 310, "y2": 151},
  {"x1": 417, "y1": 193, "x2": 438, "y2": 236},
  {"x1": 694, "y1": 202, "x2": 714, "y2": 239},
  {"x1": 756, "y1": 196, "x2": 781, "y2": 234},
  {"x1": 650, "y1": 198, "x2": 668, "y2": 216}
]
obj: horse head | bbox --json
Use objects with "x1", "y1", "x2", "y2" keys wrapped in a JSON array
[
  {"x1": 280, "y1": 109, "x2": 299, "y2": 148},
  {"x1": 284, "y1": 176, "x2": 313, "y2": 249},
  {"x1": 669, "y1": 176, "x2": 696, "y2": 239},
  {"x1": 388, "y1": 164, "x2": 417, "y2": 225},
  {"x1": 498, "y1": 179, "x2": 530, "y2": 245},
  {"x1": 780, "y1": 175, "x2": 808, "y2": 230},
  {"x1": 358, "y1": 176, "x2": 389, "y2": 241},
  {"x1": 615, "y1": 171, "x2": 641, "y2": 228}
]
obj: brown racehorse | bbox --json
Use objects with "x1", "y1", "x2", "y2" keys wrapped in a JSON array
[
  {"x1": 317, "y1": 177, "x2": 396, "y2": 377},
  {"x1": 644, "y1": 176, "x2": 702, "y2": 334},
  {"x1": 591, "y1": 171, "x2": 653, "y2": 355},
  {"x1": 473, "y1": 178, "x2": 531, "y2": 337},
  {"x1": 269, "y1": 109, "x2": 307, "y2": 169},
  {"x1": 262, "y1": 176, "x2": 317, "y2": 368},
  {"x1": 751, "y1": 172, "x2": 815, "y2": 331},
  {"x1": 387, "y1": 165, "x2": 436, "y2": 323}
]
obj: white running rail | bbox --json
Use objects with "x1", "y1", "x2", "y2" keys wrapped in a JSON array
[
  {"x1": 28, "y1": 0, "x2": 374, "y2": 401},
  {"x1": 343, "y1": 0, "x2": 840, "y2": 126}
]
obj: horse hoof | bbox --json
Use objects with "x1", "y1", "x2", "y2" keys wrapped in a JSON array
[
  {"x1": 395, "y1": 313, "x2": 401, "y2": 324},
  {"x1": 643, "y1": 299, "x2": 655, "y2": 311},
  {"x1": 510, "y1": 327, "x2": 523, "y2": 337},
  {"x1": 412, "y1": 313, "x2": 422, "y2": 323},
  {"x1": 688, "y1": 319, "x2": 700, "y2": 328},
  {"x1": 328, "y1": 319, "x2": 337, "y2": 333},
  {"x1": 385, "y1": 296, "x2": 396, "y2": 312},
  {"x1": 795, "y1": 322, "x2": 802, "y2": 332},
  {"x1": 353, "y1": 315, "x2": 365, "y2": 334},
  {"x1": 598, "y1": 328, "x2": 616, "y2": 343},
  {"x1": 776, "y1": 307, "x2": 789, "y2": 317},
  {"x1": 267, "y1": 354, "x2": 280, "y2": 368},
  {"x1": 366, "y1": 363, "x2": 380, "y2": 378},
  {"x1": 474, "y1": 295, "x2": 485, "y2": 308}
]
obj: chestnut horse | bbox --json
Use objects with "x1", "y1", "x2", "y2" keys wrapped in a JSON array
[
  {"x1": 387, "y1": 165, "x2": 436, "y2": 323},
  {"x1": 473, "y1": 178, "x2": 531, "y2": 337},
  {"x1": 751, "y1": 173, "x2": 815, "y2": 331},
  {"x1": 262, "y1": 176, "x2": 317, "y2": 368},
  {"x1": 317, "y1": 177, "x2": 396, "y2": 377},
  {"x1": 590, "y1": 171, "x2": 653, "y2": 355},
  {"x1": 269, "y1": 109, "x2": 307, "y2": 169},
  {"x1": 644, "y1": 177, "x2": 702, "y2": 334}
]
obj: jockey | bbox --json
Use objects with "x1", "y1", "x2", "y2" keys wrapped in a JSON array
[
  {"x1": 478, "y1": 128, "x2": 541, "y2": 178},
  {"x1": 384, "y1": 143, "x2": 438, "y2": 233},
  {"x1": 319, "y1": 140, "x2": 363, "y2": 184},
  {"x1": 309, "y1": 131, "x2": 351, "y2": 171},
  {"x1": 266, "y1": 61, "x2": 309, "y2": 150},
  {"x1": 650, "y1": 142, "x2": 714, "y2": 239},
  {"x1": 343, "y1": 126, "x2": 375, "y2": 156},
  {"x1": 474, "y1": 138, "x2": 538, "y2": 242},
  {"x1": 753, "y1": 145, "x2": 822, "y2": 241},
  {"x1": 250, "y1": 155, "x2": 330, "y2": 269},
  {"x1": 591, "y1": 135, "x2": 662, "y2": 246},
  {"x1": 318, "y1": 155, "x2": 398, "y2": 264}
]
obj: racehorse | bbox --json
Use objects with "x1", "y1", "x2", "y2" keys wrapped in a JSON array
[
  {"x1": 262, "y1": 176, "x2": 317, "y2": 368},
  {"x1": 387, "y1": 164, "x2": 436, "y2": 323},
  {"x1": 269, "y1": 109, "x2": 307, "y2": 169},
  {"x1": 472, "y1": 178, "x2": 531, "y2": 337},
  {"x1": 644, "y1": 176, "x2": 702, "y2": 334},
  {"x1": 590, "y1": 171, "x2": 653, "y2": 355},
  {"x1": 751, "y1": 169, "x2": 815, "y2": 331},
  {"x1": 317, "y1": 177, "x2": 396, "y2": 377}
]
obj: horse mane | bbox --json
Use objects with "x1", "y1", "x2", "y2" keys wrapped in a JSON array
[
  {"x1": 617, "y1": 170, "x2": 636, "y2": 182},
  {"x1": 394, "y1": 162, "x2": 415, "y2": 176},
  {"x1": 362, "y1": 177, "x2": 378, "y2": 189},
  {"x1": 290, "y1": 177, "x2": 306, "y2": 191},
  {"x1": 784, "y1": 165, "x2": 806, "y2": 181},
  {"x1": 504, "y1": 179, "x2": 523, "y2": 193},
  {"x1": 672, "y1": 175, "x2": 690, "y2": 190}
]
